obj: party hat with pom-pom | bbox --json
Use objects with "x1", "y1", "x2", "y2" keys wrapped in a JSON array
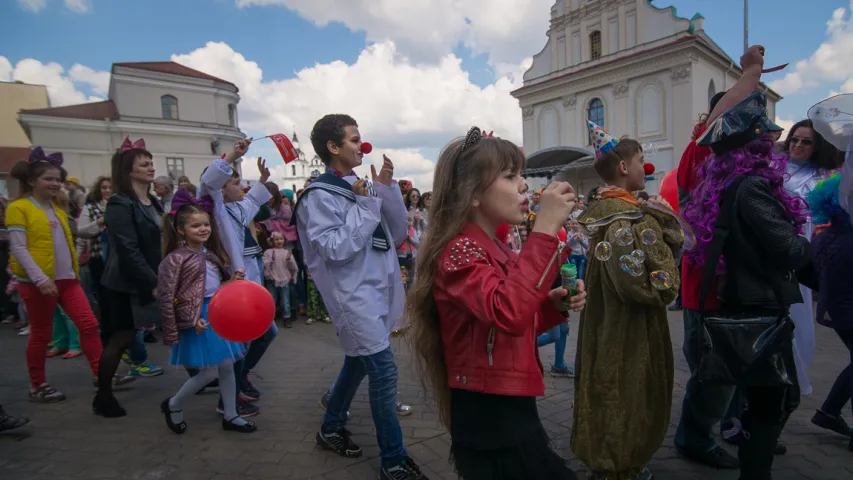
[{"x1": 587, "y1": 120, "x2": 618, "y2": 158}]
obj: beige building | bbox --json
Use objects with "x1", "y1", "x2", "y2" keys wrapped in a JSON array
[
  {"x1": 512, "y1": 0, "x2": 780, "y2": 195},
  {"x1": 0, "y1": 81, "x2": 50, "y2": 195},
  {"x1": 18, "y1": 62, "x2": 247, "y2": 192}
]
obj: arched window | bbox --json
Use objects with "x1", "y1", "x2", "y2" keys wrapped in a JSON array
[
  {"x1": 161, "y1": 95, "x2": 178, "y2": 119},
  {"x1": 587, "y1": 98, "x2": 605, "y2": 131},
  {"x1": 707, "y1": 80, "x2": 716, "y2": 109},
  {"x1": 228, "y1": 104, "x2": 237, "y2": 126},
  {"x1": 589, "y1": 31, "x2": 602, "y2": 60}
]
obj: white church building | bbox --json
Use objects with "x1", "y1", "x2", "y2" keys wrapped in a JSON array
[
  {"x1": 18, "y1": 62, "x2": 247, "y2": 190},
  {"x1": 512, "y1": 0, "x2": 780, "y2": 195}
]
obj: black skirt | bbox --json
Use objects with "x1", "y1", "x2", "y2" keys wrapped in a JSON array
[{"x1": 449, "y1": 389, "x2": 577, "y2": 480}]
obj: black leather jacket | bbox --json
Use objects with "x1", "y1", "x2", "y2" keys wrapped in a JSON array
[
  {"x1": 101, "y1": 193, "x2": 163, "y2": 304},
  {"x1": 719, "y1": 176, "x2": 812, "y2": 308}
]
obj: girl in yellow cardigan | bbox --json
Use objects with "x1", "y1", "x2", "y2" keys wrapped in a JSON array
[{"x1": 6, "y1": 149, "x2": 104, "y2": 403}]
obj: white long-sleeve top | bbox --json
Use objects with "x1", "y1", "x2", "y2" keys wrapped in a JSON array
[
  {"x1": 296, "y1": 176, "x2": 408, "y2": 356},
  {"x1": 200, "y1": 158, "x2": 272, "y2": 284}
]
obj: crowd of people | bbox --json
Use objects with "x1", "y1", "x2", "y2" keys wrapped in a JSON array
[{"x1": 2, "y1": 44, "x2": 853, "y2": 480}]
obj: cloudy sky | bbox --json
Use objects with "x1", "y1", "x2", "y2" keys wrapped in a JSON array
[{"x1": 2, "y1": 0, "x2": 852, "y2": 190}]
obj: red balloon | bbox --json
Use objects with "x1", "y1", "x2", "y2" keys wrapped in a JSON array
[
  {"x1": 208, "y1": 280, "x2": 275, "y2": 342},
  {"x1": 361, "y1": 142, "x2": 373, "y2": 154},
  {"x1": 557, "y1": 227, "x2": 568, "y2": 243},
  {"x1": 659, "y1": 168, "x2": 679, "y2": 213}
]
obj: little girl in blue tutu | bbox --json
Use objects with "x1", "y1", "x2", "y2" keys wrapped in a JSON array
[{"x1": 156, "y1": 188, "x2": 257, "y2": 434}]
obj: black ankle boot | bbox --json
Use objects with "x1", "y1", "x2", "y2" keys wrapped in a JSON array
[{"x1": 92, "y1": 393, "x2": 127, "y2": 418}]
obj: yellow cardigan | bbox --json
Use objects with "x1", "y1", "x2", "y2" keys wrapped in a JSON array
[{"x1": 5, "y1": 197, "x2": 79, "y2": 281}]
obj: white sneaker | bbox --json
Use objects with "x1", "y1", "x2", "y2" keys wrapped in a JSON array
[{"x1": 18, "y1": 327, "x2": 30, "y2": 336}]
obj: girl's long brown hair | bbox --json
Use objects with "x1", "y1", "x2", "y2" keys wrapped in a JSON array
[
  {"x1": 162, "y1": 205, "x2": 231, "y2": 268},
  {"x1": 407, "y1": 136, "x2": 525, "y2": 429}
]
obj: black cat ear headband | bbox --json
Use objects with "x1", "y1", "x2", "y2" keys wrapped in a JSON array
[{"x1": 460, "y1": 126, "x2": 495, "y2": 154}]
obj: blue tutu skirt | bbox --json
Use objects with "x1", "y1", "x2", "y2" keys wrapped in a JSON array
[{"x1": 169, "y1": 299, "x2": 246, "y2": 368}]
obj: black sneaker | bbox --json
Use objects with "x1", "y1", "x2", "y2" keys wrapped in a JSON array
[
  {"x1": 216, "y1": 399, "x2": 259, "y2": 417},
  {"x1": 241, "y1": 380, "x2": 262, "y2": 400},
  {"x1": 316, "y1": 428, "x2": 362, "y2": 458},
  {"x1": 677, "y1": 445, "x2": 739, "y2": 469},
  {"x1": 724, "y1": 430, "x2": 786, "y2": 455},
  {"x1": 811, "y1": 409, "x2": 853, "y2": 437},
  {"x1": 379, "y1": 457, "x2": 426, "y2": 480}
]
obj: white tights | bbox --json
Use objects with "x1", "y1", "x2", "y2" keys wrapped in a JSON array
[{"x1": 168, "y1": 361, "x2": 246, "y2": 425}]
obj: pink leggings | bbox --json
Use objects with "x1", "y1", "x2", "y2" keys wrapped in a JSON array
[{"x1": 19, "y1": 279, "x2": 103, "y2": 388}]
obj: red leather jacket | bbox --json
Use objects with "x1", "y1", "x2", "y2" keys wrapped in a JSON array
[{"x1": 433, "y1": 222, "x2": 569, "y2": 397}]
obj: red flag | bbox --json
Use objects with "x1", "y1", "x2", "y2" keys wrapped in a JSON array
[{"x1": 269, "y1": 133, "x2": 299, "y2": 163}]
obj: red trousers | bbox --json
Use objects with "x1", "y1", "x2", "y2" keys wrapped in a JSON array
[{"x1": 19, "y1": 279, "x2": 102, "y2": 388}]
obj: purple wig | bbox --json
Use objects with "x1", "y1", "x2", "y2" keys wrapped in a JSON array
[{"x1": 684, "y1": 135, "x2": 808, "y2": 268}]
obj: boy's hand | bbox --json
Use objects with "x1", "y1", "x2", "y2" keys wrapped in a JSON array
[
  {"x1": 230, "y1": 271, "x2": 245, "y2": 281},
  {"x1": 258, "y1": 157, "x2": 270, "y2": 183},
  {"x1": 226, "y1": 138, "x2": 252, "y2": 163},
  {"x1": 371, "y1": 155, "x2": 395, "y2": 186},
  {"x1": 353, "y1": 180, "x2": 370, "y2": 197}
]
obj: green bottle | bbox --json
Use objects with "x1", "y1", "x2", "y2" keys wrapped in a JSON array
[{"x1": 561, "y1": 263, "x2": 578, "y2": 308}]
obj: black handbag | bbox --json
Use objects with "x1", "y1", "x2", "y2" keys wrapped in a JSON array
[{"x1": 696, "y1": 176, "x2": 797, "y2": 387}]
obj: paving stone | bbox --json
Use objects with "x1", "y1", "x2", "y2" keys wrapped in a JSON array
[{"x1": 1, "y1": 310, "x2": 851, "y2": 478}]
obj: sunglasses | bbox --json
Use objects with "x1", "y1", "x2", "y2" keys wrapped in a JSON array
[{"x1": 789, "y1": 137, "x2": 814, "y2": 146}]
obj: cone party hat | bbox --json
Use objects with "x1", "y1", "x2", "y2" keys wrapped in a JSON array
[{"x1": 587, "y1": 120, "x2": 618, "y2": 158}]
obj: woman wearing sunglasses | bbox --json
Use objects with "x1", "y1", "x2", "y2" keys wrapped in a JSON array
[{"x1": 781, "y1": 119, "x2": 843, "y2": 398}]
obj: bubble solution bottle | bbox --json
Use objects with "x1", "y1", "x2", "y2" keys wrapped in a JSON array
[{"x1": 561, "y1": 263, "x2": 579, "y2": 308}]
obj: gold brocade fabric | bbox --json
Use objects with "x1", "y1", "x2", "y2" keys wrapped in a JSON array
[{"x1": 571, "y1": 198, "x2": 681, "y2": 479}]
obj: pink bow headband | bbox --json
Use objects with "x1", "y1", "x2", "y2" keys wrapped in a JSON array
[{"x1": 120, "y1": 136, "x2": 147, "y2": 153}]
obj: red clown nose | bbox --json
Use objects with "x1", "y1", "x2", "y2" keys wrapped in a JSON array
[
  {"x1": 643, "y1": 163, "x2": 656, "y2": 176},
  {"x1": 361, "y1": 142, "x2": 373, "y2": 154}
]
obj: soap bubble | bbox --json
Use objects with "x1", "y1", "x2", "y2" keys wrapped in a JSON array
[
  {"x1": 640, "y1": 229, "x2": 658, "y2": 245},
  {"x1": 619, "y1": 255, "x2": 645, "y2": 277},
  {"x1": 650, "y1": 270, "x2": 674, "y2": 290},
  {"x1": 642, "y1": 142, "x2": 659, "y2": 158},
  {"x1": 584, "y1": 224, "x2": 600, "y2": 235},
  {"x1": 614, "y1": 227, "x2": 634, "y2": 246},
  {"x1": 631, "y1": 249, "x2": 646, "y2": 263},
  {"x1": 594, "y1": 241, "x2": 613, "y2": 261},
  {"x1": 628, "y1": 262, "x2": 645, "y2": 277},
  {"x1": 618, "y1": 254, "x2": 635, "y2": 272}
]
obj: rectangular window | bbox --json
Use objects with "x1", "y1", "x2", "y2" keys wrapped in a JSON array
[{"x1": 166, "y1": 158, "x2": 185, "y2": 178}]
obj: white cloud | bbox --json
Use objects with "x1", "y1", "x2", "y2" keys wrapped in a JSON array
[
  {"x1": 769, "y1": 2, "x2": 853, "y2": 96},
  {"x1": 172, "y1": 41, "x2": 527, "y2": 191},
  {"x1": 17, "y1": 0, "x2": 46, "y2": 12},
  {"x1": 234, "y1": 0, "x2": 552, "y2": 67},
  {"x1": 68, "y1": 64, "x2": 109, "y2": 95},
  {"x1": 17, "y1": 0, "x2": 91, "y2": 12},
  {"x1": 64, "y1": 0, "x2": 91, "y2": 13},
  {"x1": 0, "y1": 56, "x2": 108, "y2": 106},
  {"x1": 775, "y1": 116, "x2": 795, "y2": 141}
]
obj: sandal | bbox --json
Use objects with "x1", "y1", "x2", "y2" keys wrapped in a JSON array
[
  {"x1": 62, "y1": 350, "x2": 83, "y2": 359},
  {"x1": 46, "y1": 348, "x2": 68, "y2": 358},
  {"x1": 160, "y1": 398, "x2": 187, "y2": 434}
]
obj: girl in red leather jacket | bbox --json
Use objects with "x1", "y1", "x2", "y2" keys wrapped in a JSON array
[{"x1": 408, "y1": 127, "x2": 586, "y2": 480}]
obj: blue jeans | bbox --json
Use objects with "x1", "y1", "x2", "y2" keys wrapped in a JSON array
[
  {"x1": 128, "y1": 329, "x2": 148, "y2": 364},
  {"x1": 569, "y1": 254, "x2": 587, "y2": 280},
  {"x1": 675, "y1": 308, "x2": 744, "y2": 453},
  {"x1": 267, "y1": 283, "x2": 292, "y2": 318},
  {"x1": 537, "y1": 322, "x2": 569, "y2": 370},
  {"x1": 322, "y1": 346, "x2": 406, "y2": 468}
]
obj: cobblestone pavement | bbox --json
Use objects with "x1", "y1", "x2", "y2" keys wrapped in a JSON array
[{"x1": 1, "y1": 309, "x2": 852, "y2": 480}]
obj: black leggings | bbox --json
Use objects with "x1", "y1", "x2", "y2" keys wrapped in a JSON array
[{"x1": 821, "y1": 328, "x2": 853, "y2": 417}]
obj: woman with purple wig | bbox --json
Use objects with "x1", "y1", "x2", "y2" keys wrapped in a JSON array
[{"x1": 685, "y1": 91, "x2": 812, "y2": 480}]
